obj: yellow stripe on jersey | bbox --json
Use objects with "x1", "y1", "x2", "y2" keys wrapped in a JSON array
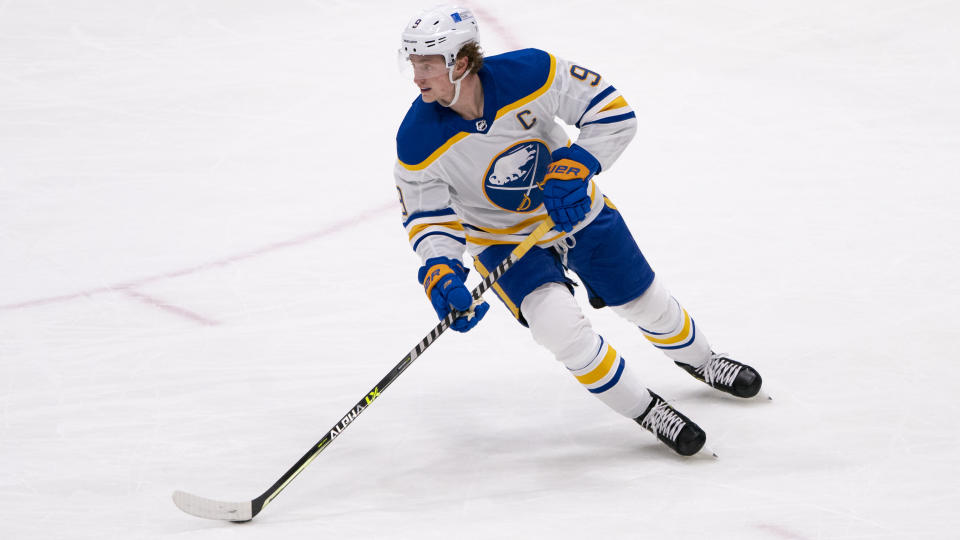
[
  {"x1": 466, "y1": 231, "x2": 566, "y2": 247},
  {"x1": 469, "y1": 214, "x2": 547, "y2": 235},
  {"x1": 399, "y1": 55, "x2": 557, "y2": 172},
  {"x1": 575, "y1": 344, "x2": 619, "y2": 385},
  {"x1": 406, "y1": 220, "x2": 465, "y2": 242},
  {"x1": 599, "y1": 96, "x2": 628, "y2": 112},
  {"x1": 398, "y1": 132, "x2": 471, "y2": 171},
  {"x1": 465, "y1": 183, "x2": 597, "y2": 246},
  {"x1": 473, "y1": 258, "x2": 520, "y2": 319},
  {"x1": 495, "y1": 54, "x2": 558, "y2": 121},
  {"x1": 643, "y1": 309, "x2": 693, "y2": 345}
]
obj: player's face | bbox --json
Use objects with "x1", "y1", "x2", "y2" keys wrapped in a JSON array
[{"x1": 409, "y1": 54, "x2": 453, "y2": 104}]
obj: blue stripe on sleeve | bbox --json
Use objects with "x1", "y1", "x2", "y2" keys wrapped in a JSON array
[
  {"x1": 580, "y1": 111, "x2": 636, "y2": 127},
  {"x1": 403, "y1": 207, "x2": 458, "y2": 228},
  {"x1": 411, "y1": 231, "x2": 467, "y2": 251},
  {"x1": 575, "y1": 86, "x2": 617, "y2": 128}
]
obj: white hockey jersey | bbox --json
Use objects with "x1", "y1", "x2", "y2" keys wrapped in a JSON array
[{"x1": 394, "y1": 48, "x2": 637, "y2": 263}]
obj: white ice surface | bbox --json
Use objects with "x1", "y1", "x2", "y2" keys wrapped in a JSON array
[{"x1": 2, "y1": 1, "x2": 958, "y2": 538}]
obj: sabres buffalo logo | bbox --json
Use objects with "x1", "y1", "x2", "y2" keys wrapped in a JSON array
[{"x1": 482, "y1": 140, "x2": 550, "y2": 212}]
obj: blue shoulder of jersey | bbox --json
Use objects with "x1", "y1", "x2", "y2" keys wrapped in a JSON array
[
  {"x1": 396, "y1": 48, "x2": 553, "y2": 169},
  {"x1": 396, "y1": 97, "x2": 460, "y2": 169},
  {"x1": 484, "y1": 48, "x2": 553, "y2": 111}
]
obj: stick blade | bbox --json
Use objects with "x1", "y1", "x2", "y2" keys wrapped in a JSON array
[{"x1": 172, "y1": 490, "x2": 254, "y2": 522}]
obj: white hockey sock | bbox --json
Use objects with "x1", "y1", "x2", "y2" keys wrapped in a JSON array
[
  {"x1": 522, "y1": 283, "x2": 652, "y2": 419},
  {"x1": 567, "y1": 337, "x2": 653, "y2": 419},
  {"x1": 611, "y1": 277, "x2": 712, "y2": 368}
]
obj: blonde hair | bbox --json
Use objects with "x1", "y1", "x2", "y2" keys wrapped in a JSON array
[{"x1": 457, "y1": 41, "x2": 484, "y2": 74}]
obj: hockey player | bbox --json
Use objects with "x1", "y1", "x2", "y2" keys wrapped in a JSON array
[{"x1": 394, "y1": 6, "x2": 762, "y2": 457}]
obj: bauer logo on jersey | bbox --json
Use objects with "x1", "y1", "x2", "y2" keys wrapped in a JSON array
[{"x1": 482, "y1": 140, "x2": 550, "y2": 213}]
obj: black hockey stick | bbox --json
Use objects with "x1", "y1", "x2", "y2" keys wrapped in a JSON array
[{"x1": 172, "y1": 217, "x2": 556, "y2": 521}]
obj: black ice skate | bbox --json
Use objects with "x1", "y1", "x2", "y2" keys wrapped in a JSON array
[
  {"x1": 676, "y1": 352, "x2": 762, "y2": 398},
  {"x1": 634, "y1": 390, "x2": 706, "y2": 456}
]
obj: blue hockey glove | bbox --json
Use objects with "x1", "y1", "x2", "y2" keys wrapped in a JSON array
[
  {"x1": 542, "y1": 145, "x2": 601, "y2": 232},
  {"x1": 417, "y1": 257, "x2": 489, "y2": 333}
]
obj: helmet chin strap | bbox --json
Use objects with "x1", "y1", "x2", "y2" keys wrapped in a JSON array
[{"x1": 442, "y1": 64, "x2": 470, "y2": 108}]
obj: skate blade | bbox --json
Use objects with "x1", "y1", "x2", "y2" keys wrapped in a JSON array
[{"x1": 701, "y1": 444, "x2": 719, "y2": 459}]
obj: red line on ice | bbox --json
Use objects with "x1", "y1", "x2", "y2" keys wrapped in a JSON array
[
  {"x1": 2, "y1": 6, "x2": 516, "y2": 316},
  {"x1": 1, "y1": 199, "x2": 396, "y2": 311},
  {"x1": 120, "y1": 288, "x2": 220, "y2": 326},
  {"x1": 466, "y1": 4, "x2": 523, "y2": 50},
  {"x1": 753, "y1": 524, "x2": 812, "y2": 540}
]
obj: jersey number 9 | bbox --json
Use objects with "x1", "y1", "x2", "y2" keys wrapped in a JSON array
[{"x1": 570, "y1": 65, "x2": 601, "y2": 86}]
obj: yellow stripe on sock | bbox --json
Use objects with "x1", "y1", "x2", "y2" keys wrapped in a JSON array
[
  {"x1": 576, "y1": 344, "x2": 618, "y2": 385},
  {"x1": 643, "y1": 309, "x2": 692, "y2": 346}
]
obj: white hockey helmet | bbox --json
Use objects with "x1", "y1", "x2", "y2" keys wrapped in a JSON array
[{"x1": 400, "y1": 5, "x2": 479, "y2": 68}]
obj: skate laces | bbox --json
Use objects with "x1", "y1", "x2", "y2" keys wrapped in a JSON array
[
  {"x1": 640, "y1": 399, "x2": 685, "y2": 441},
  {"x1": 703, "y1": 353, "x2": 742, "y2": 388}
]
